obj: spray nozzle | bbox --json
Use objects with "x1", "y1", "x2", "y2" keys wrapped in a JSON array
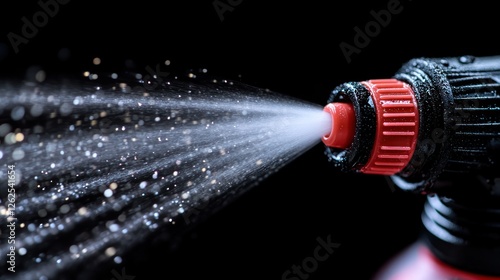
[
  {"x1": 322, "y1": 79, "x2": 419, "y2": 175},
  {"x1": 321, "y1": 103, "x2": 355, "y2": 149},
  {"x1": 324, "y1": 56, "x2": 500, "y2": 192}
]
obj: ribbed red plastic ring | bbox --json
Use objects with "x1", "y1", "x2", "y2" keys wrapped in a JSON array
[{"x1": 360, "y1": 79, "x2": 419, "y2": 175}]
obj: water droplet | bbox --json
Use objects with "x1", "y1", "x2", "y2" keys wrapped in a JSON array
[
  {"x1": 104, "y1": 189, "x2": 113, "y2": 198},
  {"x1": 73, "y1": 96, "x2": 83, "y2": 105},
  {"x1": 15, "y1": 133, "x2": 24, "y2": 142},
  {"x1": 5, "y1": 133, "x2": 16, "y2": 144},
  {"x1": 0, "y1": 123, "x2": 11, "y2": 137},
  {"x1": 78, "y1": 207, "x2": 88, "y2": 216},
  {"x1": 12, "y1": 148, "x2": 25, "y2": 160},
  {"x1": 60, "y1": 103, "x2": 73, "y2": 116},
  {"x1": 60, "y1": 204, "x2": 70, "y2": 214},
  {"x1": 109, "y1": 223, "x2": 120, "y2": 232},
  {"x1": 35, "y1": 70, "x2": 46, "y2": 82},
  {"x1": 93, "y1": 57, "x2": 101, "y2": 65},
  {"x1": 439, "y1": 59, "x2": 449, "y2": 67},
  {"x1": 38, "y1": 209, "x2": 47, "y2": 217},
  {"x1": 31, "y1": 104, "x2": 44, "y2": 117},
  {"x1": 459, "y1": 55, "x2": 475, "y2": 64},
  {"x1": 28, "y1": 224, "x2": 36, "y2": 231},
  {"x1": 69, "y1": 245, "x2": 79, "y2": 254},
  {"x1": 11, "y1": 106, "x2": 25, "y2": 121}
]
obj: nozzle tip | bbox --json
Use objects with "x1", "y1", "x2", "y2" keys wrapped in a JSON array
[{"x1": 322, "y1": 103, "x2": 355, "y2": 149}]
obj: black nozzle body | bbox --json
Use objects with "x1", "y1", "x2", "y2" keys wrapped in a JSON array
[{"x1": 325, "y1": 55, "x2": 500, "y2": 194}]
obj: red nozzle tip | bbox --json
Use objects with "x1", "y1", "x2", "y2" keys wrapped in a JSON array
[{"x1": 322, "y1": 103, "x2": 355, "y2": 149}]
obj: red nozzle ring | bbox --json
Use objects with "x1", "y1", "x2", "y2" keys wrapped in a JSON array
[
  {"x1": 322, "y1": 79, "x2": 419, "y2": 176},
  {"x1": 360, "y1": 79, "x2": 419, "y2": 175}
]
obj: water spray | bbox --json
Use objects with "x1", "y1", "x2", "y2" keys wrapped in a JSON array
[
  {"x1": 321, "y1": 55, "x2": 500, "y2": 279},
  {"x1": 0, "y1": 76, "x2": 331, "y2": 279},
  {"x1": 1, "y1": 55, "x2": 499, "y2": 279}
]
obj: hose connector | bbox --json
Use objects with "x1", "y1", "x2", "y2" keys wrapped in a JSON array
[{"x1": 322, "y1": 79, "x2": 419, "y2": 175}]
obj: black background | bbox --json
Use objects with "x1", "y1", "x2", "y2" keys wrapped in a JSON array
[{"x1": 1, "y1": 0, "x2": 499, "y2": 279}]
